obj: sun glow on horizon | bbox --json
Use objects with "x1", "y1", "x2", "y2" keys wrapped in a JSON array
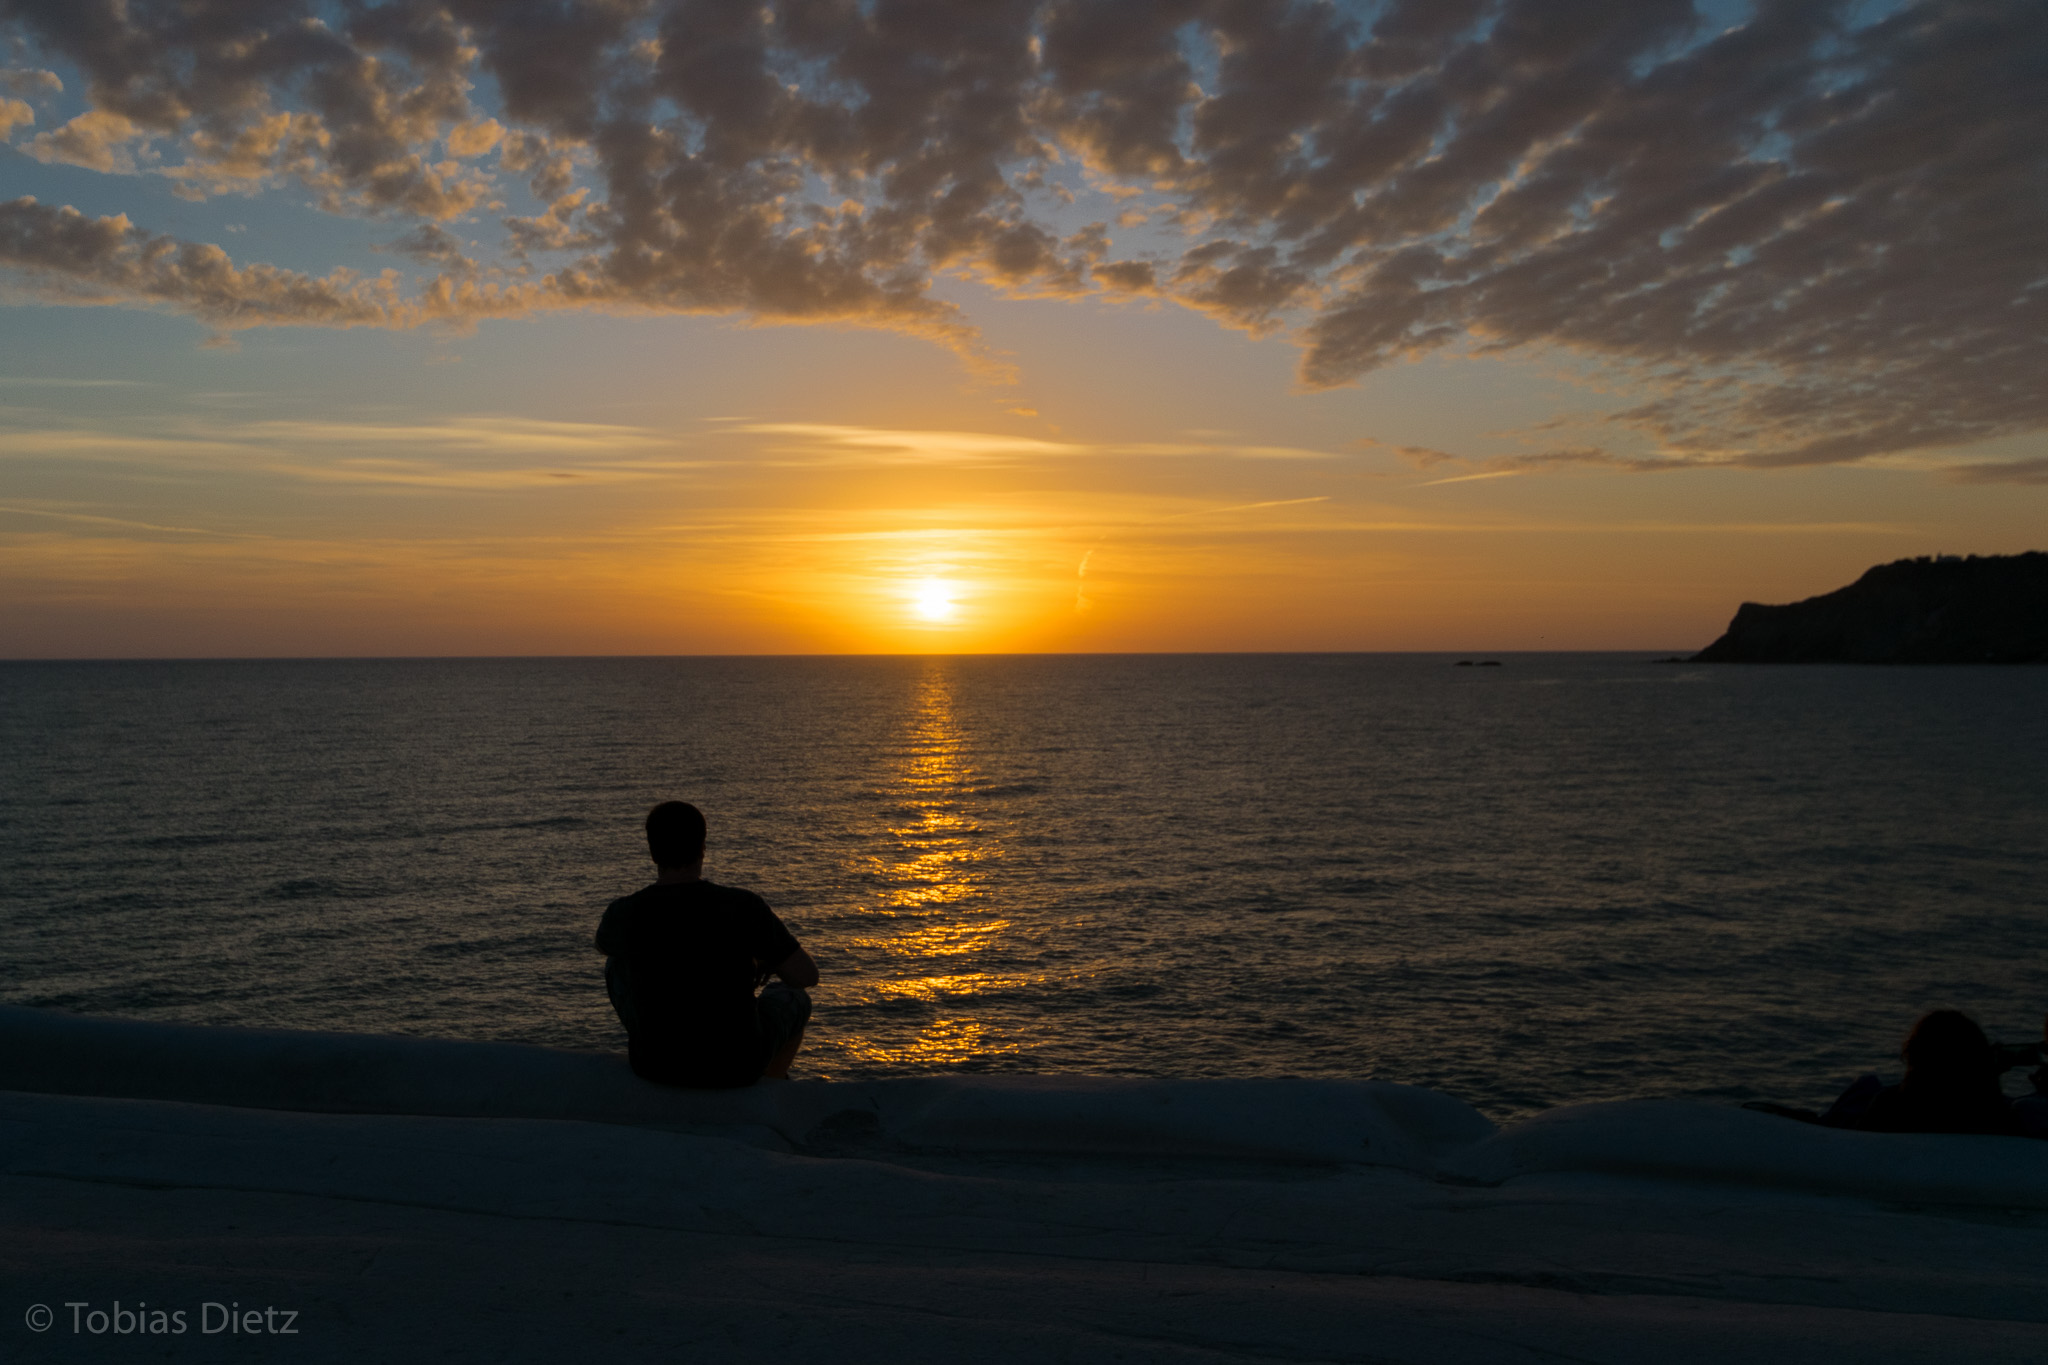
[{"x1": 910, "y1": 577, "x2": 959, "y2": 624}]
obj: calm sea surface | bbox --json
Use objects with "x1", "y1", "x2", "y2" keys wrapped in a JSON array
[{"x1": 3, "y1": 655, "x2": 2044, "y2": 1120}]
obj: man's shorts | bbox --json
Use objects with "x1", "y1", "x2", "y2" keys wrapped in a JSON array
[{"x1": 757, "y1": 981, "x2": 813, "y2": 1057}]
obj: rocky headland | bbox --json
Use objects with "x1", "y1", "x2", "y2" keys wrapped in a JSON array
[{"x1": 1692, "y1": 552, "x2": 2048, "y2": 663}]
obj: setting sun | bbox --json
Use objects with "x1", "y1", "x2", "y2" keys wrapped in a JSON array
[{"x1": 911, "y1": 578, "x2": 958, "y2": 624}]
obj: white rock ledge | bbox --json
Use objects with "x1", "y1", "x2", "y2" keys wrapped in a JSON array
[
  {"x1": 0, "y1": 1005, "x2": 1495, "y2": 1169},
  {"x1": 5, "y1": 1006, "x2": 2045, "y2": 1363},
  {"x1": 3, "y1": 1005, "x2": 2040, "y2": 1205}
]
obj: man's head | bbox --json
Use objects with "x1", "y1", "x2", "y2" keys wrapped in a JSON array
[{"x1": 646, "y1": 800, "x2": 707, "y2": 870}]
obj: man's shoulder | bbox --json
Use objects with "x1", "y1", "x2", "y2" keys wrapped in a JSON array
[
  {"x1": 605, "y1": 883, "x2": 665, "y2": 915},
  {"x1": 608, "y1": 880, "x2": 767, "y2": 912},
  {"x1": 697, "y1": 879, "x2": 772, "y2": 912}
]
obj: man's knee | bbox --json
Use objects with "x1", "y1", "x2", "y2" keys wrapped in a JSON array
[
  {"x1": 758, "y1": 983, "x2": 812, "y2": 1063},
  {"x1": 761, "y1": 981, "x2": 813, "y2": 1027}
]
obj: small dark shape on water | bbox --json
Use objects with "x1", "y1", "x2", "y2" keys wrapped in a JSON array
[
  {"x1": 1454, "y1": 660, "x2": 1474, "y2": 666},
  {"x1": 1691, "y1": 551, "x2": 2048, "y2": 663}
]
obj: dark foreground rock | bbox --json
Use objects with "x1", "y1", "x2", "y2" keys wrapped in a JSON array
[{"x1": 1692, "y1": 552, "x2": 2048, "y2": 663}]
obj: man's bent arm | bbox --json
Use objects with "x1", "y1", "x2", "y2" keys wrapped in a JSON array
[
  {"x1": 773, "y1": 947, "x2": 820, "y2": 989},
  {"x1": 593, "y1": 902, "x2": 625, "y2": 956}
]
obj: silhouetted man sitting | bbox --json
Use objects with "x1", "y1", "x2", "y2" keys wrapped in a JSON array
[{"x1": 596, "y1": 801, "x2": 819, "y2": 1088}]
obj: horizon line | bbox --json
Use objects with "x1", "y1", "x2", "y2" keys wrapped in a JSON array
[{"x1": 0, "y1": 649, "x2": 1697, "y2": 664}]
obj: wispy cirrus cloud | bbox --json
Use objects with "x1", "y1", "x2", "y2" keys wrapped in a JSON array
[
  {"x1": 0, "y1": 414, "x2": 1338, "y2": 489},
  {"x1": 0, "y1": 376, "x2": 151, "y2": 388},
  {"x1": 0, "y1": 502, "x2": 266, "y2": 538},
  {"x1": 726, "y1": 422, "x2": 1338, "y2": 465},
  {"x1": 0, "y1": 414, "x2": 707, "y2": 489},
  {"x1": 1417, "y1": 469, "x2": 1524, "y2": 487},
  {"x1": 0, "y1": 1, "x2": 2043, "y2": 474},
  {"x1": 1941, "y1": 457, "x2": 2048, "y2": 486},
  {"x1": 235, "y1": 417, "x2": 673, "y2": 455}
]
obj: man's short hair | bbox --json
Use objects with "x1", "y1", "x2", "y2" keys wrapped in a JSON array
[{"x1": 646, "y1": 801, "x2": 707, "y2": 868}]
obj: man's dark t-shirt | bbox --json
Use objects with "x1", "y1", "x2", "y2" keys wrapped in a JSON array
[{"x1": 595, "y1": 880, "x2": 800, "y2": 1089}]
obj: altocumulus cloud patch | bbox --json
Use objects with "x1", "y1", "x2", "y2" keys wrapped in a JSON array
[{"x1": 0, "y1": 0, "x2": 2043, "y2": 473}]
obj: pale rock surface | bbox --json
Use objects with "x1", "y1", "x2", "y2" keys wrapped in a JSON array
[{"x1": 3, "y1": 1007, "x2": 2043, "y2": 1362}]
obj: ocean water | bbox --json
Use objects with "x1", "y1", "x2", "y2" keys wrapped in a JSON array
[{"x1": 3, "y1": 654, "x2": 2044, "y2": 1121}]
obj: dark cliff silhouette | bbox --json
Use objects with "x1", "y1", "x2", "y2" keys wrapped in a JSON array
[{"x1": 1691, "y1": 553, "x2": 2048, "y2": 663}]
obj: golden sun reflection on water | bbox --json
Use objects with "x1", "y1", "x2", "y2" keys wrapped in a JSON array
[
  {"x1": 865, "y1": 662, "x2": 993, "y2": 905},
  {"x1": 849, "y1": 917, "x2": 1011, "y2": 957},
  {"x1": 835, "y1": 1016, "x2": 1021, "y2": 1067},
  {"x1": 834, "y1": 661, "x2": 1030, "y2": 1069},
  {"x1": 870, "y1": 971, "x2": 1035, "y2": 1002}
]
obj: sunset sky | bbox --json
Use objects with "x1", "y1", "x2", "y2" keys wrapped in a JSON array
[{"x1": 2, "y1": 0, "x2": 2043, "y2": 656}]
